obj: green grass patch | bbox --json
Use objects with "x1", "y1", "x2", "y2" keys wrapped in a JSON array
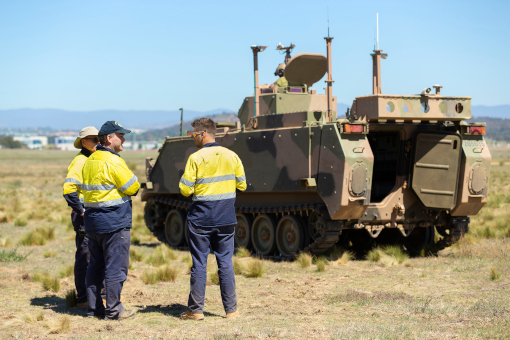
[
  {"x1": 59, "y1": 265, "x2": 74, "y2": 278},
  {"x1": 14, "y1": 217, "x2": 28, "y2": 227},
  {"x1": 209, "y1": 270, "x2": 220, "y2": 285},
  {"x1": 141, "y1": 264, "x2": 180, "y2": 284},
  {"x1": 0, "y1": 248, "x2": 31, "y2": 262},
  {"x1": 233, "y1": 257, "x2": 244, "y2": 275},
  {"x1": 314, "y1": 256, "x2": 330, "y2": 272},
  {"x1": 383, "y1": 245, "x2": 409, "y2": 264},
  {"x1": 130, "y1": 248, "x2": 144, "y2": 262},
  {"x1": 146, "y1": 244, "x2": 178, "y2": 266},
  {"x1": 490, "y1": 267, "x2": 501, "y2": 281},
  {"x1": 43, "y1": 250, "x2": 57, "y2": 258}
]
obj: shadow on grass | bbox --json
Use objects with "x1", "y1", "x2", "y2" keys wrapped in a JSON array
[
  {"x1": 30, "y1": 296, "x2": 86, "y2": 317},
  {"x1": 136, "y1": 303, "x2": 221, "y2": 318}
]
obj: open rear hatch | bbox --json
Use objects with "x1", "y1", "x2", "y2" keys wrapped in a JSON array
[{"x1": 411, "y1": 133, "x2": 462, "y2": 210}]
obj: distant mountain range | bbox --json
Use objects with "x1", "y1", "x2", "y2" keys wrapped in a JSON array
[{"x1": 0, "y1": 104, "x2": 507, "y2": 131}]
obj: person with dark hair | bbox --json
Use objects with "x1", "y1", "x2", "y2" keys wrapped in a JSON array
[
  {"x1": 82, "y1": 121, "x2": 140, "y2": 320},
  {"x1": 63, "y1": 126, "x2": 99, "y2": 309},
  {"x1": 179, "y1": 117, "x2": 247, "y2": 320}
]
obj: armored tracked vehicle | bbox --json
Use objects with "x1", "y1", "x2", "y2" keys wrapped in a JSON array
[{"x1": 141, "y1": 37, "x2": 491, "y2": 257}]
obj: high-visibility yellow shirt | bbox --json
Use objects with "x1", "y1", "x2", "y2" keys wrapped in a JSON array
[
  {"x1": 82, "y1": 145, "x2": 140, "y2": 233},
  {"x1": 63, "y1": 148, "x2": 92, "y2": 213},
  {"x1": 179, "y1": 142, "x2": 246, "y2": 227}
]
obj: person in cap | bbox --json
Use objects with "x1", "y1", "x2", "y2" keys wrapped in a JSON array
[
  {"x1": 82, "y1": 121, "x2": 140, "y2": 320},
  {"x1": 179, "y1": 118, "x2": 247, "y2": 320},
  {"x1": 62, "y1": 126, "x2": 99, "y2": 309}
]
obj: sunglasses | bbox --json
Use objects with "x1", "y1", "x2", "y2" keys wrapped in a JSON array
[
  {"x1": 192, "y1": 130, "x2": 206, "y2": 138},
  {"x1": 83, "y1": 137, "x2": 99, "y2": 143}
]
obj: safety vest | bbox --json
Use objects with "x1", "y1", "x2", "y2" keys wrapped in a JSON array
[{"x1": 82, "y1": 146, "x2": 139, "y2": 209}]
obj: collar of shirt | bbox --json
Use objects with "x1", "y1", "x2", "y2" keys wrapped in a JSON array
[
  {"x1": 202, "y1": 142, "x2": 219, "y2": 148},
  {"x1": 96, "y1": 144, "x2": 121, "y2": 157},
  {"x1": 80, "y1": 147, "x2": 92, "y2": 157}
]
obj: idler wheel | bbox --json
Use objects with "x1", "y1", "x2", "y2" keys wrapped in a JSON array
[
  {"x1": 164, "y1": 209, "x2": 185, "y2": 247},
  {"x1": 251, "y1": 214, "x2": 276, "y2": 256},
  {"x1": 403, "y1": 225, "x2": 435, "y2": 257},
  {"x1": 276, "y1": 215, "x2": 304, "y2": 257},
  {"x1": 235, "y1": 213, "x2": 252, "y2": 249}
]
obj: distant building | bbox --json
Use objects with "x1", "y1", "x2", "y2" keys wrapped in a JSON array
[
  {"x1": 54, "y1": 136, "x2": 76, "y2": 151},
  {"x1": 13, "y1": 136, "x2": 47, "y2": 150}
]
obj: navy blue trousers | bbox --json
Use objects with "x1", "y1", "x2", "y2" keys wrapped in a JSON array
[
  {"x1": 86, "y1": 228, "x2": 130, "y2": 319},
  {"x1": 187, "y1": 222, "x2": 237, "y2": 314},
  {"x1": 71, "y1": 212, "x2": 89, "y2": 304}
]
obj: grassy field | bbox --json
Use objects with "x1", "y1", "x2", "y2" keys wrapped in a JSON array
[{"x1": 0, "y1": 148, "x2": 509, "y2": 339}]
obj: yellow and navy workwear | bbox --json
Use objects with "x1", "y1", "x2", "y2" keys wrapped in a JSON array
[
  {"x1": 179, "y1": 142, "x2": 247, "y2": 227},
  {"x1": 82, "y1": 144, "x2": 140, "y2": 234},
  {"x1": 275, "y1": 76, "x2": 288, "y2": 88},
  {"x1": 63, "y1": 148, "x2": 92, "y2": 215}
]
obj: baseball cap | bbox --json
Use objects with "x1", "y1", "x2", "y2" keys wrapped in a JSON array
[
  {"x1": 74, "y1": 126, "x2": 99, "y2": 149},
  {"x1": 99, "y1": 121, "x2": 132, "y2": 135}
]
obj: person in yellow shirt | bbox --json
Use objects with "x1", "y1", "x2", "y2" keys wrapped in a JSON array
[
  {"x1": 179, "y1": 118, "x2": 247, "y2": 320},
  {"x1": 63, "y1": 126, "x2": 99, "y2": 309},
  {"x1": 81, "y1": 121, "x2": 140, "y2": 320}
]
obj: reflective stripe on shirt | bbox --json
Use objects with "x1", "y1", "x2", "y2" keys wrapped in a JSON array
[
  {"x1": 236, "y1": 175, "x2": 246, "y2": 182},
  {"x1": 81, "y1": 184, "x2": 116, "y2": 191},
  {"x1": 196, "y1": 174, "x2": 235, "y2": 184},
  {"x1": 180, "y1": 177, "x2": 195, "y2": 187},
  {"x1": 64, "y1": 178, "x2": 82, "y2": 187},
  {"x1": 84, "y1": 195, "x2": 131, "y2": 208},
  {"x1": 119, "y1": 175, "x2": 138, "y2": 192},
  {"x1": 193, "y1": 192, "x2": 236, "y2": 202}
]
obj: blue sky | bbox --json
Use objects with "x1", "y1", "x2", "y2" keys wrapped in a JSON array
[{"x1": 0, "y1": 0, "x2": 508, "y2": 112}]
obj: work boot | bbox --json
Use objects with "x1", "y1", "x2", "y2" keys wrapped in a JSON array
[
  {"x1": 102, "y1": 295, "x2": 124, "y2": 306},
  {"x1": 226, "y1": 310, "x2": 239, "y2": 318},
  {"x1": 117, "y1": 310, "x2": 136, "y2": 320},
  {"x1": 76, "y1": 301, "x2": 88, "y2": 309},
  {"x1": 180, "y1": 310, "x2": 204, "y2": 321}
]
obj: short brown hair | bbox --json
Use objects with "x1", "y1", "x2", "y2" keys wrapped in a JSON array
[
  {"x1": 191, "y1": 118, "x2": 216, "y2": 136},
  {"x1": 98, "y1": 133, "x2": 114, "y2": 146}
]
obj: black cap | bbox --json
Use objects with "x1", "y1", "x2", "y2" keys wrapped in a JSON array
[{"x1": 99, "y1": 121, "x2": 131, "y2": 135}]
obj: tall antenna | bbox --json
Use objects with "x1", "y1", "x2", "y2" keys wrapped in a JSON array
[
  {"x1": 376, "y1": 13, "x2": 379, "y2": 50},
  {"x1": 327, "y1": 7, "x2": 330, "y2": 36}
]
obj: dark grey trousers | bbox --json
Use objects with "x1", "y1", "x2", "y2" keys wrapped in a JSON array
[
  {"x1": 86, "y1": 228, "x2": 130, "y2": 319},
  {"x1": 187, "y1": 222, "x2": 237, "y2": 314}
]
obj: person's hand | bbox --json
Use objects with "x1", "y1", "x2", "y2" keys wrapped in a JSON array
[{"x1": 81, "y1": 208, "x2": 85, "y2": 217}]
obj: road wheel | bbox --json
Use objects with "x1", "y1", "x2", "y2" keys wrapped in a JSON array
[
  {"x1": 307, "y1": 211, "x2": 321, "y2": 241},
  {"x1": 235, "y1": 213, "x2": 252, "y2": 249},
  {"x1": 251, "y1": 214, "x2": 276, "y2": 256},
  {"x1": 164, "y1": 209, "x2": 185, "y2": 247},
  {"x1": 144, "y1": 201, "x2": 157, "y2": 232},
  {"x1": 276, "y1": 215, "x2": 304, "y2": 257}
]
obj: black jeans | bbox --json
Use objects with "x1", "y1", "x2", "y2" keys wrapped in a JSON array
[
  {"x1": 86, "y1": 228, "x2": 130, "y2": 319},
  {"x1": 71, "y1": 212, "x2": 89, "y2": 303}
]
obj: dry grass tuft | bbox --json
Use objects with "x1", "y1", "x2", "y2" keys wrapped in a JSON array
[
  {"x1": 366, "y1": 248, "x2": 383, "y2": 262},
  {"x1": 315, "y1": 256, "x2": 330, "y2": 272},
  {"x1": 50, "y1": 316, "x2": 71, "y2": 334},
  {"x1": 130, "y1": 248, "x2": 144, "y2": 262},
  {"x1": 295, "y1": 252, "x2": 312, "y2": 268},
  {"x1": 490, "y1": 267, "x2": 501, "y2": 281},
  {"x1": 383, "y1": 245, "x2": 409, "y2": 264},
  {"x1": 0, "y1": 248, "x2": 31, "y2": 262},
  {"x1": 243, "y1": 258, "x2": 265, "y2": 278},
  {"x1": 146, "y1": 244, "x2": 178, "y2": 266},
  {"x1": 181, "y1": 253, "x2": 193, "y2": 273},
  {"x1": 233, "y1": 257, "x2": 244, "y2": 275},
  {"x1": 19, "y1": 226, "x2": 55, "y2": 246},
  {"x1": 65, "y1": 289, "x2": 77, "y2": 307},
  {"x1": 337, "y1": 251, "x2": 354, "y2": 265},
  {"x1": 0, "y1": 237, "x2": 12, "y2": 247},
  {"x1": 36, "y1": 312, "x2": 44, "y2": 321},
  {"x1": 14, "y1": 217, "x2": 28, "y2": 227},
  {"x1": 43, "y1": 250, "x2": 57, "y2": 258},
  {"x1": 59, "y1": 265, "x2": 74, "y2": 278},
  {"x1": 32, "y1": 272, "x2": 61, "y2": 292},
  {"x1": 235, "y1": 246, "x2": 251, "y2": 258},
  {"x1": 141, "y1": 264, "x2": 180, "y2": 284}
]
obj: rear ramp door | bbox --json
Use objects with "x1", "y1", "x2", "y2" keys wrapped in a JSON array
[{"x1": 412, "y1": 133, "x2": 461, "y2": 210}]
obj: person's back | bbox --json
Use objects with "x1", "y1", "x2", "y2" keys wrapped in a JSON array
[{"x1": 179, "y1": 117, "x2": 246, "y2": 321}]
